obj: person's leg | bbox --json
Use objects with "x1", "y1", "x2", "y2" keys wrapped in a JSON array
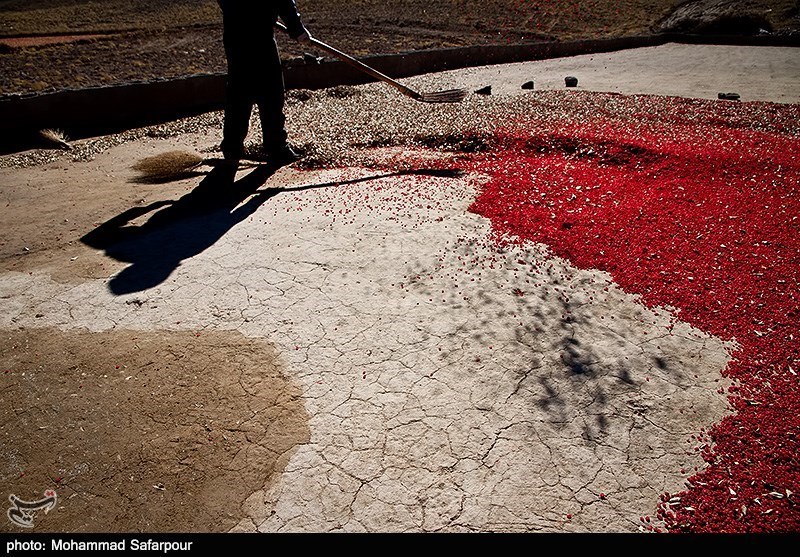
[
  {"x1": 220, "y1": 29, "x2": 257, "y2": 162},
  {"x1": 255, "y1": 34, "x2": 290, "y2": 153},
  {"x1": 221, "y1": 77, "x2": 253, "y2": 162}
]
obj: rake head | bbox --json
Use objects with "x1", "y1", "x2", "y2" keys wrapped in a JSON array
[{"x1": 418, "y1": 88, "x2": 469, "y2": 103}]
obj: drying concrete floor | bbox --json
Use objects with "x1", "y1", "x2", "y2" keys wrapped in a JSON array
[{"x1": 0, "y1": 43, "x2": 797, "y2": 532}]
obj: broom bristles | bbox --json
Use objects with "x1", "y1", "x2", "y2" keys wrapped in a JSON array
[
  {"x1": 39, "y1": 128, "x2": 72, "y2": 150},
  {"x1": 132, "y1": 150, "x2": 205, "y2": 179}
]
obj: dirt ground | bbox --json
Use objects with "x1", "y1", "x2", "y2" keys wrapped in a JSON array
[
  {"x1": 0, "y1": 327, "x2": 309, "y2": 532},
  {"x1": 0, "y1": 0, "x2": 798, "y2": 94}
]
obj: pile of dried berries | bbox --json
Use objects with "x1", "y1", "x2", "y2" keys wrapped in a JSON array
[{"x1": 460, "y1": 96, "x2": 799, "y2": 532}]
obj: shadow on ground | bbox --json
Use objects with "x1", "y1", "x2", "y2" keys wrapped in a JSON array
[{"x1": 82, "y1": 164, "x2": 464, "y2": 295}]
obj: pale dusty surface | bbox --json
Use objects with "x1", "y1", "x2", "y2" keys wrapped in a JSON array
[
  {"x1": 443, "y1": 43, "x2": 800, "y2": 103},
  {"x1": 3, "y1": 43, "x2": 790, "y2": 532},
  {"x1": 0, "y1": 145, "x2": 733, "y2": 532}
]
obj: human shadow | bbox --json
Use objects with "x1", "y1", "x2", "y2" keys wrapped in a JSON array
[{"x1": 82, "y1": 165, "x2": 463, "y2": 295}]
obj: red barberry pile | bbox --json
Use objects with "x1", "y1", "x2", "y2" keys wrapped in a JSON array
[{"x1": 462, "y1": 95, "x2": 800, "y2": 532}]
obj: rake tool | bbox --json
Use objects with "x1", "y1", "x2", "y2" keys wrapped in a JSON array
[{"x1": 275, "y1": 21, "x2": 467, "y2": 103}]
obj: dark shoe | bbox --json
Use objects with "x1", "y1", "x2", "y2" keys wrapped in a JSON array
[
  {"x1": 243, "y1": 144, "x2": 302, "y2": 166},
  {"x1": 267, "y1": 145, "x2": 302, "y2": 167}
]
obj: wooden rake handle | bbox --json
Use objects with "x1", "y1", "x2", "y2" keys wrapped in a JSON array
[{"x1": 274, "y1": 21, "x2": 422, "y2": 101}]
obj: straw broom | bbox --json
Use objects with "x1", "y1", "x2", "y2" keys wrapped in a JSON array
[
  {"x1": 39, "y1": 129, "x2": 72, "y2": 150},
  {"x1": 131, "y1": 150, "x2": 273, "y2": 183},
  {"x1": 131, "y1": 150, "x2": 208, "y2": 182}
]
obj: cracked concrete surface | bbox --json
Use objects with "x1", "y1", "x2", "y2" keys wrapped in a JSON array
[
  {"x1": 0, "y1": 150, "x2": 732, "y2": 532},
  {"x1": 0, "y1": 327, "x2": 309, "y2": 532},
  {"x1": 3, "y1": 43, "x2": 786, "y2": 531}
]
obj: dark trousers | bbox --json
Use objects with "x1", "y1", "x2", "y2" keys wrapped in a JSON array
[{"x1": 221, "y1": 32, "x2": 288, "y2": 160}]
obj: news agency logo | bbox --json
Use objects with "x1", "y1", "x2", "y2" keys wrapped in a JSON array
[{"x1": 6, "y1": 490, "x2": 57, "y2": 528}]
